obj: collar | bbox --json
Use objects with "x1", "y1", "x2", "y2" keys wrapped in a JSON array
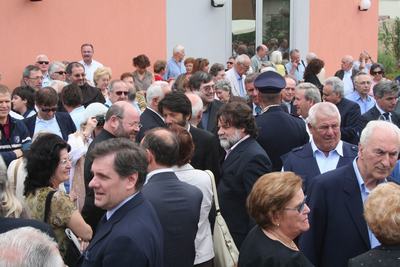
[
  {"x1": 375, "y1": 104, "x2": 389, "y2": 115},
  {"x1": 353, "y1": 158, "x2": 387, "y2": 192},
  {"x1": 106, "y1": 192, "x2": 139, "y2": 220},
  {"x1": 36, "y1": 116, "x2": 57, "y2": 123},
  {"x1": 147, "y1": 107, "x2": 165, "y2": 122},
  {"x1": 310, "y1": 139, "x2": 343, "y2": 157},
  {"x1": 261, "y1": 104, "x2": 281, "y2": 114},
  {"x1": 226, "y1": 134, "x2": 250, "y2": 153},
  {"x1": 145, "y1": 168, "x2": 174, "y2": 184},
  {"x1": 234, "y1": 69, "x2": 243, "y2": 80}
]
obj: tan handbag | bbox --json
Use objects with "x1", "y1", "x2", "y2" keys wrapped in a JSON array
[{"x1": 205, "y1": 170, "x2": 239, "y2": 267}]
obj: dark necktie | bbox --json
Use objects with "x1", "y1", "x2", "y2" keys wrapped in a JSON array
[{"x1": 383, "y1": 112, "x2": 390, "y2": 120}]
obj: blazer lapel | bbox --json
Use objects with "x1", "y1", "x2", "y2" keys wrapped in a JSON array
[{"x1": 343, "y1": 167, "x2": 370, "y2": 248}]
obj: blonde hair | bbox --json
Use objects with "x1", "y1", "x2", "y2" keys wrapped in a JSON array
[
  {"x1": 364, "y1": 182, "x2": 400, "y2": 245},
  {"x1": 93, "y1": 66, "x2": 112, "y2": 86},
  {"x1": 0, "y1": 160, "x2": 24, "y2": 218}
]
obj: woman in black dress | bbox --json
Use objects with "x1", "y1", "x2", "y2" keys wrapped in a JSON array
[{"x1": 239, "y1": 172, "x2": 314, "y2": 267}]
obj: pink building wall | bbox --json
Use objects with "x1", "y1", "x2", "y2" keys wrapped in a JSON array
[
  {"x1": 309, "y1": 0, "x2": 378, "y2": 76},
  {"x1": 0, "y1": 0, "x2": 166, "y2": 88}
]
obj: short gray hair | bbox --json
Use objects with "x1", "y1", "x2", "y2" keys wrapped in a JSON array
[
  {"x1": 236, "y1": 54, "x2": 250, "y2": 64},
  {"x1": 324, "y1": 77, "x2": 344, "y2": 97},
  {"x1": 270, "y1": 51, "x2": 283, "y2": 65},
  {"x1": 48, "y1": 61, "x2": 66, "y2": 76},
  {"x1": 296, "y1": 82, "x2": 321, "y2": 103},
  {"x1": 146, "y1": 83, "x2": 165, "y2": 104},
  {"x1": 360, "y1": 120, "x2": 400, "y2": 147},
  {"x1": 306, "y1": 102, "x2": 341, "y2": 126},
  {"x1": 173, "y1": 45, "x2": 185, "y2": 54},
  {"x1": 22, "y1": 65, "x2": 40, "y2": 78},
  {"x1": 0, "y1": 227, "x2": 64, "y2": 267},
  {"x1": 373, "y1": 80, "x2": 399, "y2": 99},
  {"x1": 108, "y1": 80, "x2": 126, "y2": 93},
  {"x1": 214, "y1": 79, "x2": 231, "y2": 92}
]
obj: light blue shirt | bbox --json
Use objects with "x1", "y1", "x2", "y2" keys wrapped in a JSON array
[
  {"x1": 285, "y1": 61, "x2": 306, "y2": 82},
  {"x1": 106, "y1": 192, "x2": 139, "y2": 220},
  {"x1": 34, "y1": 116, "x2": 63, "y2": 138},
  {"x1": 352, "y1": 158, "x2": 382, "y2": 249},
  {"x1": 311, "y1": 139, "x2": 343, "y2": 174},
  {"x1": 345, "y1": 91, "x2": 375, "y2": 114},
  {"x1": 164, "y1": 58, "x2": 186, "y2": 80},
  {"x1": 234, "y1": 70, "x2": 246, "y2": 97},
  {"x1": 69, "y1": 106, "x2": 86, "y2": 130}
]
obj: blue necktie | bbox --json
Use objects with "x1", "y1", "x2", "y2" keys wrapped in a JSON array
[
  {"x1": 255, "y1": 105, "x2": 262, "y2": 115},
  {"x1": 238, "y1": 77, "x2": 245, "y2": 97}
]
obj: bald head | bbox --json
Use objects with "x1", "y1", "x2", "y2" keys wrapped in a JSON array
[{"x1": 185, "y1": 92, "x2": 203, "y2": 125}]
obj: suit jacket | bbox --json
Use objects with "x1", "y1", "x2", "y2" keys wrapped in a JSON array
[
  {"x1": 0, "y1": 217, "x2": 55, "y2": 239},
  {"x1": 78, "y1": 193, "x2": 164, "y2": 267},
  {"x1": 335, "y1": 68, "x2": 358, "y2": 81},
  {"x1": 336, "y1": 98, "x2": 362, "y2": 145},
  {"x1": 142, "y1": 171, "x2": 202, "y2": 267},
  {"x1": 81, "y1": 129, "x2": 115, "y2": 232},
  {"x1": 218, "y1": 137, "x2": 272, "y2": 249},
  {"x1": 197, "y1": 100, "x2": 223, "y2": 135},
  {"x1": 23, "y1": 112, "x2": 76, "y2": 141},
  {"x1": 280, "y1": 101, "x2": 298, "y2": 116},
  {"x1": 136, "y1": 108, "x2": 166, "y2": 142},
  {"x1": 348, "y1": 245, "x2": 400, "y2": 267},
  {"x1": 225, "y1": 68, "x2": 246, "y2": 97},
  {"x1": 299, "y1": 164, "x2": 371, "y2": 267},
  {"x1": 190, "y1": 126, "x2": 221, "y2": 182},
  {"x1": 360, "y1": 105, "x2": 400, "y2": 130},
  {"x1": 256, "y1": 106, "x2": 309, "y2": 171},
  {"x1": 282, "y1": 141, "x2": 358, "y2": 192}
]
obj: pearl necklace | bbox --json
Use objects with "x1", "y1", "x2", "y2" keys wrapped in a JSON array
[{"x1": 263, "y1": 228, "x2": 299, "y2": 251}]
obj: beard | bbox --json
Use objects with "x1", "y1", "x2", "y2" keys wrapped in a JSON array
[{"x1": 219, "y1": 129, "x2": 242, "y2": 150}]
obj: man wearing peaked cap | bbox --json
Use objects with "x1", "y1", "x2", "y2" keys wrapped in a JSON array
[{"x1": 255, "y1": 71, "x2": 309, "y2": 171}]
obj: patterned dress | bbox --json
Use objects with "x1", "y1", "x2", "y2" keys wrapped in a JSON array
[{"x1": 25, "y1": 187, "x2": 76, "y2": 257}]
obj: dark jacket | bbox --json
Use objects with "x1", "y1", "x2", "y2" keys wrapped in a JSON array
[
  {"x1": 336, "y1": 97, "x2": 362, "y2": 145},
  {"x1": 136, "y1": 108, "x2": 166, "y2": 142}
]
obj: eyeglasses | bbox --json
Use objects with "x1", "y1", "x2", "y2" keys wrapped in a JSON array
[
  {"x1": 28, "y1": 76, "x2": 44, "y2": 81},
  {"x1": 240, "y1": 63, "x2": 250, "y2": 70},
  {"x1": 54, "y1": 71, "x2": 67, "y2": 75},
  {"x1": 131, "y1": 122, "x2": 143, "y2": 129},
  {"x1": 60, "y1": 157, "x2": 72, "y2": 166},
  {"x1": 115, "y1": 91, "x2": 129, "y2": 96},
  {"x1": 201, "y1": 85, "x2": 215, "y2": 92},
  {"x1": 73, "y1": 73, "x2": 86, "y2": 78},
  {"x1": 284, "y1": 197, "x2": 307, "y2": 213},
  {"x1": 227, "y1": 61, "x2": 234, "y2": 65},
  {"x1": 37, "y1": 61, "x2": 49, "y2": 65},
  {"x1": 40, "y1": 107, "x2": 57, "y2": 113},
  {"x1": 372, "y1": 71, "x2": 383, "y2": 75}
]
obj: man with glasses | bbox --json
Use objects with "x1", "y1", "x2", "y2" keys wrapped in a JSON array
[
  {"x1": 105, "y1": 80, "x2": 129, "y2": 107},
  {"x1": 23, "y1": 87, "x2": 76, "y2": 141},
  {"x1": 300, "y1": 120, "x2": 400, "y2": 267},
  {"x1": 34, "y1": 54, "x2": 51, "y2": 87},
  {"x1": 282, "y1": 102, "x2": 357, "y2": 193},
  {"x1": 225, "y1": 54, "x2": 251, "y2": 97},
  {"x1": 360, "y1": 80, "x2": 400, "y2": 129},
  {"x1": 48, "y1": 61, "x2": 67, "y2": 82},
  {"x1": 66, "y1": 62, "x2": 105, "y2": 107},
  {"x1": 82, "y1": 101, "x2": 141, "y2": 232},
  {"x1": 189, "y1": 71, "x2": 223, "y2": 135},
  {"x1": 22, "y1": 65, "x2": 43, "y2": 91},
  {"x1": 346, "y1": 72, "x2": 376, "y2": 114}
]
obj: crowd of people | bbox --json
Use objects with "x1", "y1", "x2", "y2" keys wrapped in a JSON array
[{"x1": 0, "y1": 42, "x2": 400, "y2": 267}]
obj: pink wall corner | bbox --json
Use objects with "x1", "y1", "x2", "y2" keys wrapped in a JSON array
[
  {"x1": 0, "y1": 0, "x2": 166, "y2": 89},
  {"x1": 309, "y1": 0, "x2": 378, "y2": 77}
]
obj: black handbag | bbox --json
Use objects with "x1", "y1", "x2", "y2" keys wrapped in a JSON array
[{"x1": 44, "y1": 190, "x2": 81, "y2": 267}]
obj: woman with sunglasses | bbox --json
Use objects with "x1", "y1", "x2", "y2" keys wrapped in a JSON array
[
  {"x1": 369, "y1": 63, "x2": 386, "y2": 95},
  {"x1": 239, "y1": 172, "x2": 313, "y2": 267}
]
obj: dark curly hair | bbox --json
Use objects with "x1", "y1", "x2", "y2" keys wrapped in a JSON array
[
  {"x1": 303, "y1": 58, "x2": 324, "y2": 77},
  {"x1": 217, "y1": 101, "x2": 258, "y2": 138},
  {"x1": 24, "y1": 133, "x2": 70, "y2": 196},
  {"x1": 133, "y1": 54, "x2": 151, "y2": 69}
]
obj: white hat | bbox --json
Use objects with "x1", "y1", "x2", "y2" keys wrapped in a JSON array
[{"x1": 83, "y1": 103, "x2": 108, "y2": 122}]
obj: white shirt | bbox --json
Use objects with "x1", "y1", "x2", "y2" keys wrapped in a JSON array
[
  {"x1": 311, "y1": 139, "x2": 343, "y2": 174},
  {"x1": 145, "y1": 168, "x2": 174, "y2": 185},
  {"x1": 79, "y1": 59, "x2": 103, "y2": 86},
  {"x1": 343, "y1": 69, "x2": 354, "y2": 97},
  {"x1": 69, "y1": 106, "x2": 86, "y2": 130}
]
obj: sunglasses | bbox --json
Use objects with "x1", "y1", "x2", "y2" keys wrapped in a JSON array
[
  {"x1": 37, "y1": 61, "x2": 49, "y2": 65},
  {"x1": 115, "y1": 91, "x2": 129, "y2": 96},
  {"x1": 372, "y1": 71, "x2": 383, "y2": 75},
  {"x1": 54, "y1": 71, "x2": 67, "y2": 75},
  {"x1": 41, "y1": 107, "x2": 57, "y2": 113},
  {"x1": 227, "y1": 61, "x2": 234, "y2": 65},
  {"x1": 284, "y1": 197, "x2": 307, "y2": 213}
]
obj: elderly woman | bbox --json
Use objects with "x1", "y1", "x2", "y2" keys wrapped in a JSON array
[
  {"x1": 132, "y1": 54, "x2": 154, "y2": 91},
  {"x1": 348, "y1": 182, "x2": 400, "y2": 266},
  {"x1": 215, "y1": 79, "x2": 231, "y2": 103},
  {"x1": 170, "y1": 124, "x2": 214, "y2": 267},
  {"x1": 239, "y1": 172, "x2": 313, "y2": 267},
  {"x1": 270, "y1": 50, "x2": 286, "y2": 76},
  {"x1": 93, "y1": 66, "x2": 112, "y2": 100},
  {"x1": 24, "y1": 133, "x2": 92, "y2": 260}
]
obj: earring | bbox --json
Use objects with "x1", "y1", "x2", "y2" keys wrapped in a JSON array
[{"x1": 276, "y1": 223, "x2": 280, "y2": 227}]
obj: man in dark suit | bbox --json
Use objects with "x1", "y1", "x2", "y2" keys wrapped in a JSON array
[
  {"x1": 323, "y1": 76, "x2": 361, "y2": 144},
  {"x1": 280, "y1": 75, "x2": 298, "y2": 115},
  {"x1": 23, "y1": 87, "x2": 76, "y2": 141},
  {"x1": 141, "y1": 128, "x2": 202, "y2": 267},
  {"x1": 78, "y1": 138, "x2": 163, "y2": 267},
  {"x1": 361, "y1": 80, "x2": 400, "y2": 130},
  {"x1": 299, "y1": 120, "x2": 400, "y2": 267},
  {"x1": 334, "y1": 55, "x2": 358, "y2": 96},
  {"x1": 189, "y1": 71, "x2": 223, "y2": 135},
  {"x1": 81, "y1": 102, "x2": 141, "y2": 232},
  {"x1": 244, "y1": 73, "x2": 262, "y2": 116},
  {"x1": 255, "y1": 71, "x2": 309, "y2": 171},
  {"x1": 158, "y1": 91, "x2": 220, "y2": 180},
  {"x1": 136, "y1": 82, "x2": 170, "y2": 141},
  {"x1": 217, "y1": 101, "x2": 272, "y2": 248},
  {"x1": 282, "y1": 102, "x2": 358, "y2": 192}
]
